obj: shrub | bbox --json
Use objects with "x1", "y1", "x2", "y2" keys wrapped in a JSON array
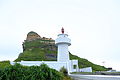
[
  {"x1": 60, "y1": 67, "x2": 68, "y2": 76},
  {"x1": 0, "y1": 63, "x2": 63, "y2": 80}
]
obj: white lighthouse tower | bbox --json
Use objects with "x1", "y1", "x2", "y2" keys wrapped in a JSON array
[{"x1": 55, "y1": 28, "x2": 71, "y2": 62}]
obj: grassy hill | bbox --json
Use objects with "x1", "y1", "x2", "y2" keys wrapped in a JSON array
[
  {"x1": 0, "y1": 61, "x2": 11, "y2": 69},
  {"x1": 15, "y1": 38, "x2": 108, "y2": 71},
  {"x1": 70, "y1": 54, "x2": 107, "y2": 71}
]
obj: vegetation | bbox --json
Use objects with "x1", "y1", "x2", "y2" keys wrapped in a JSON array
[
  {"x1": 60, "y1": 67, "x2": 68, "y2": 76},
  {"x1": 23, "y1": 39, "x2": 55, "y2": 50},
  {"x1": 0, "y1": 61, "x2": 11, "y2": 69},
  {"x1": 15, "y1": 48, "x2": 57, "y2": 61},
  {"x1": 0, "y1": 63, "x2": 72, "y2": 80},
  {"x1": 70, "y1": 54, "x2": 108, "y2": 71},
  {"x1": 15, "y1": 39, "x2": 57, "y2": 62},
  {"x1": 60, "y1": 67, "x2": 72, "y2": 80}
]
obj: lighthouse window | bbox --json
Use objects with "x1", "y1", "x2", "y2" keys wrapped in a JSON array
[{"x1": 73, "y1": 65, "x2": 77, "y2": 69}]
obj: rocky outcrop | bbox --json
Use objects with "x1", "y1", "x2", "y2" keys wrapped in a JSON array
[
  {"x1": 26, "y1": 31, "x2": 41, "y2": 41},
  {"x1": 22, "y1": 31, "x2": 56, "y2": 51},
  {"x1": 26, "y1": 31, "x2": 54, "y2": 42}
]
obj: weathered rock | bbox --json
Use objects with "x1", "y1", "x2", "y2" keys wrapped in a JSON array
[{"x1": 26, "y1": 31, "x2": 41, "y2": 41}]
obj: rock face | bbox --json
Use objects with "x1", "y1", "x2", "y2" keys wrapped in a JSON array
[
  {"x1": 26, "y1": 31, "x2": 54, "y2": 42},
  {"x1": 23, "y1": 31, "x2": 55, "y2": 51},
  {"x1": 26, "y1": 31, "x2": 41, "y2": 41}
]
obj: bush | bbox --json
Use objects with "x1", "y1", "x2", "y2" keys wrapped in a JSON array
[
  {"x1": 60, "y1": 67, "x2": 68, "y2": 76},
  {"x1": 0, "y1": 63, "x2": 63, "y2": 80}
]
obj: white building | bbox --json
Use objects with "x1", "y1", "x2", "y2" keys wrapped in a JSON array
[
  {"x1": 11, "y1": 28, "x2": 79, "y2": 74},
  {"x1": 79, "y1": 67, "x2": 92, "y2": 72}
]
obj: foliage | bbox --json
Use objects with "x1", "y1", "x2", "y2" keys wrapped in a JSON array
[
  {"x1": 60, "y1": 67, "x2": 68, "y2": 76},
  {"x1": 70, "y1": 53, "x2": 108, "y2": 71},
  {"x1": 0, "y1": 61, "x2": 11, "y2": 69},
  {"x1": 24, "y1": 39, "x2": 55, "y2": 50},
  {"x1": 15, "y1": 48, "x2": 57, "y2": 61},
  {"x1": 63, "y1": 76, "x2": 73, "y2": 80},
  {"x1": 0, "y1": 63, "x2": 64, "y2": 80},
  {"x1": 60, "y1": 67, "x2": 72, "y2": 80}
]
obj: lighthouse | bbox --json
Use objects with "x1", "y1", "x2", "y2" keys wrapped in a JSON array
[{"x1": 55, "y1": 28, "x2": 71, "y2": 62}]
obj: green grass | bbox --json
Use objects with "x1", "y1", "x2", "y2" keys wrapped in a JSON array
[
  {"x1": 15, "y1": 48, "x2": 57, "y2": 61},
  {"x1": 24, "y1": 39, "x2": 55, "y2": 49},
  {"x1": 70, "y1": 53, "x2": 108, "y2": 71},
  {"x1": 0, "y1": 60, "x2": 11, "y2": 69},
  {"x1": 15, "y1": 48, "x2": 46, "y2": 61}
]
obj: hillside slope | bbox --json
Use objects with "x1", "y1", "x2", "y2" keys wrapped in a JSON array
[{"x1": 15, "y1": 31, "x2": 108, "y2": 71}]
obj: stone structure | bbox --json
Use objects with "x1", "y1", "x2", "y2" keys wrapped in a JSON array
[
  {"x1": 22, "y1": 31, "x2": 55, "y2": 51},
  {"x1": 26, "y1": 31, "x2": 41, "y2": 41},
  {"x1": 26, "y1": 31, "x2": 54, "y2": 42}
]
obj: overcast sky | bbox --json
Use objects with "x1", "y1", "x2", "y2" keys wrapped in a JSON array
[{"x1": 0, "y1": 0, "x2": 120, "y2": 71}]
